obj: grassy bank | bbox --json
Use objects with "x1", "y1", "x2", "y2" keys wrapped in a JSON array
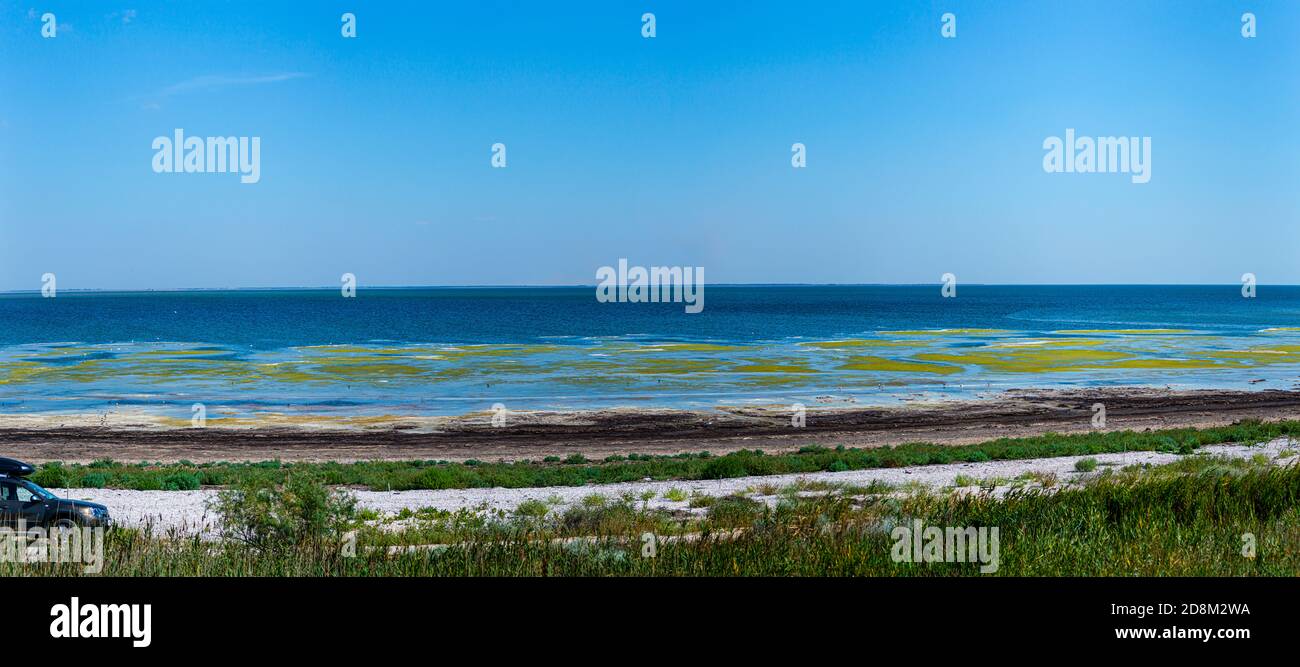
[
  {"x1": 10, "y1": 454, "x2": 1300, "y2": 576},
  {"x1": 29, "y1": 419, "x2": 1300, "y2": 492}
]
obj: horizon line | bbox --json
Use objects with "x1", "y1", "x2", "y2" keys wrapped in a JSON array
[{"x1": 0, "y1": 282, "x2": 1293, "y2": 294}]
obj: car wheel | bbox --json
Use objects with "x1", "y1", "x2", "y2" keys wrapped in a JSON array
[{"x1": 52, "y1": 518, "x2": 79, "y2": 535}]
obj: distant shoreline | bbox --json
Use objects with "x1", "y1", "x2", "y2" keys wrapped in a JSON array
[{"x1": 5, "y1": 283, "x2": 1300, "y2": 295}]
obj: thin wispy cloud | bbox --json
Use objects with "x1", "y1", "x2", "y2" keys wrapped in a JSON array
[
  {"x1": 131, "y1": 72, "x2": 307, "y2": 109},
  {"x1": 152, "y1": 72, "x2": 308, "y2": 98}
]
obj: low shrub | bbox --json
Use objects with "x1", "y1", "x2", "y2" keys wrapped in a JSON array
[{"x1": 210, "y1": 474, "x2": 358, "y2": 551}]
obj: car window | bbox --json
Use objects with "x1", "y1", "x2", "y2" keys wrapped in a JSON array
[
  {"x1": 19, "y1": 481, "x2": 54, "y2": 501},
  {"x1": 13, "y1": 485, "x2": 38, "y2": 502},
  {"x1": 0, "y1": 481, "x2": 14, "y2": 501}
]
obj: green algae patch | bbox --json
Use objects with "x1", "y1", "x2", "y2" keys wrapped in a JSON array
[
  {"x1": 1205, "y1": 347, "x2": 1300, "y2": 366},
  {"x1": 25, "y1": 346, "x2": 116, "y2": 359},
  {"x1": 132, "y1": 349, "x2": 229, "y2": 357},
  {"x1": 838, "y1": 355, "x2": 962, "y2": 375},
  {"x1": 800, "y1": 339, "x2": 913, "y2": 349},
  {"x1": 1054, "y1": 329, "x2": 1194, "y2": 335},
  {"x1": 0, "y1": 358, "x2": 152, "y2": 384},
  {"x1": 915, "y1": 348, "x2": 1131, "y2": 373},
  {"x1": 309, "y1": 363, "x2": 431, "y2": 378},
  {"x1": 0, "y1": 361, "x2": 61, "y2": 384},
  {"x1": 432, "y1": 344, "x2": 568, "y2": 359},
  {"x1": 879, "y1": 328, "x2": 1011, "y2": 336}
]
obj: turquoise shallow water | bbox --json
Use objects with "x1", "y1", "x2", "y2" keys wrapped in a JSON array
[{"x1": 2, "y1": 285, "x2": 1299, "y2": 417}]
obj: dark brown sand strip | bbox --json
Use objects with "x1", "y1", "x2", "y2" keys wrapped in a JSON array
[{"x1": 4, "y1": 388, "x2": 1300, "y2": 463}]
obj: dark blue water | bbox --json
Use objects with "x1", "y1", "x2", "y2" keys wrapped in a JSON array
[{"x1": 3, "y1": 285, "x2": 1297, "y2": 347}]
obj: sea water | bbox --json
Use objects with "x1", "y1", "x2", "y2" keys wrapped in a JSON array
[{"x1": 2, "y1": 285, "x2": 1298, "y2": 419}]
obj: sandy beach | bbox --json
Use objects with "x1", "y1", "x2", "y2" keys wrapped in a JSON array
[{"x1": 3, "y1": 386, "x2": 1300, "y2": 463}]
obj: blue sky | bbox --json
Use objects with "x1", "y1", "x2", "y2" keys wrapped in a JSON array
[{"x1": 1, "y1": 1, "x2": 1296, "y2": 290}]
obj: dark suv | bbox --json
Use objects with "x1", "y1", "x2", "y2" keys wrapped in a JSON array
[{"x1": 0, "y1": 458, "x2": 111, "y2": 529}]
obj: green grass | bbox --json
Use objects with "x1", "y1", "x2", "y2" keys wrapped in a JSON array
[
  {"x1": 514, "y1": 499, "x2": 549, "y2": 518},
  {"x1": 11, "y1": 456, "x2": 1300, "y2": 576},
  {"x1": 662, "y1": 487, "x2": 688, "y2": 502},
  {"x1": 27, "y1": 418, "x2": 1300, "y2": 492}
]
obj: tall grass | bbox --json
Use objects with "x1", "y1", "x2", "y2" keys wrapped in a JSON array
[{"x1": 9, "y1": 458, "x2": 1299, "y2": 576}]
